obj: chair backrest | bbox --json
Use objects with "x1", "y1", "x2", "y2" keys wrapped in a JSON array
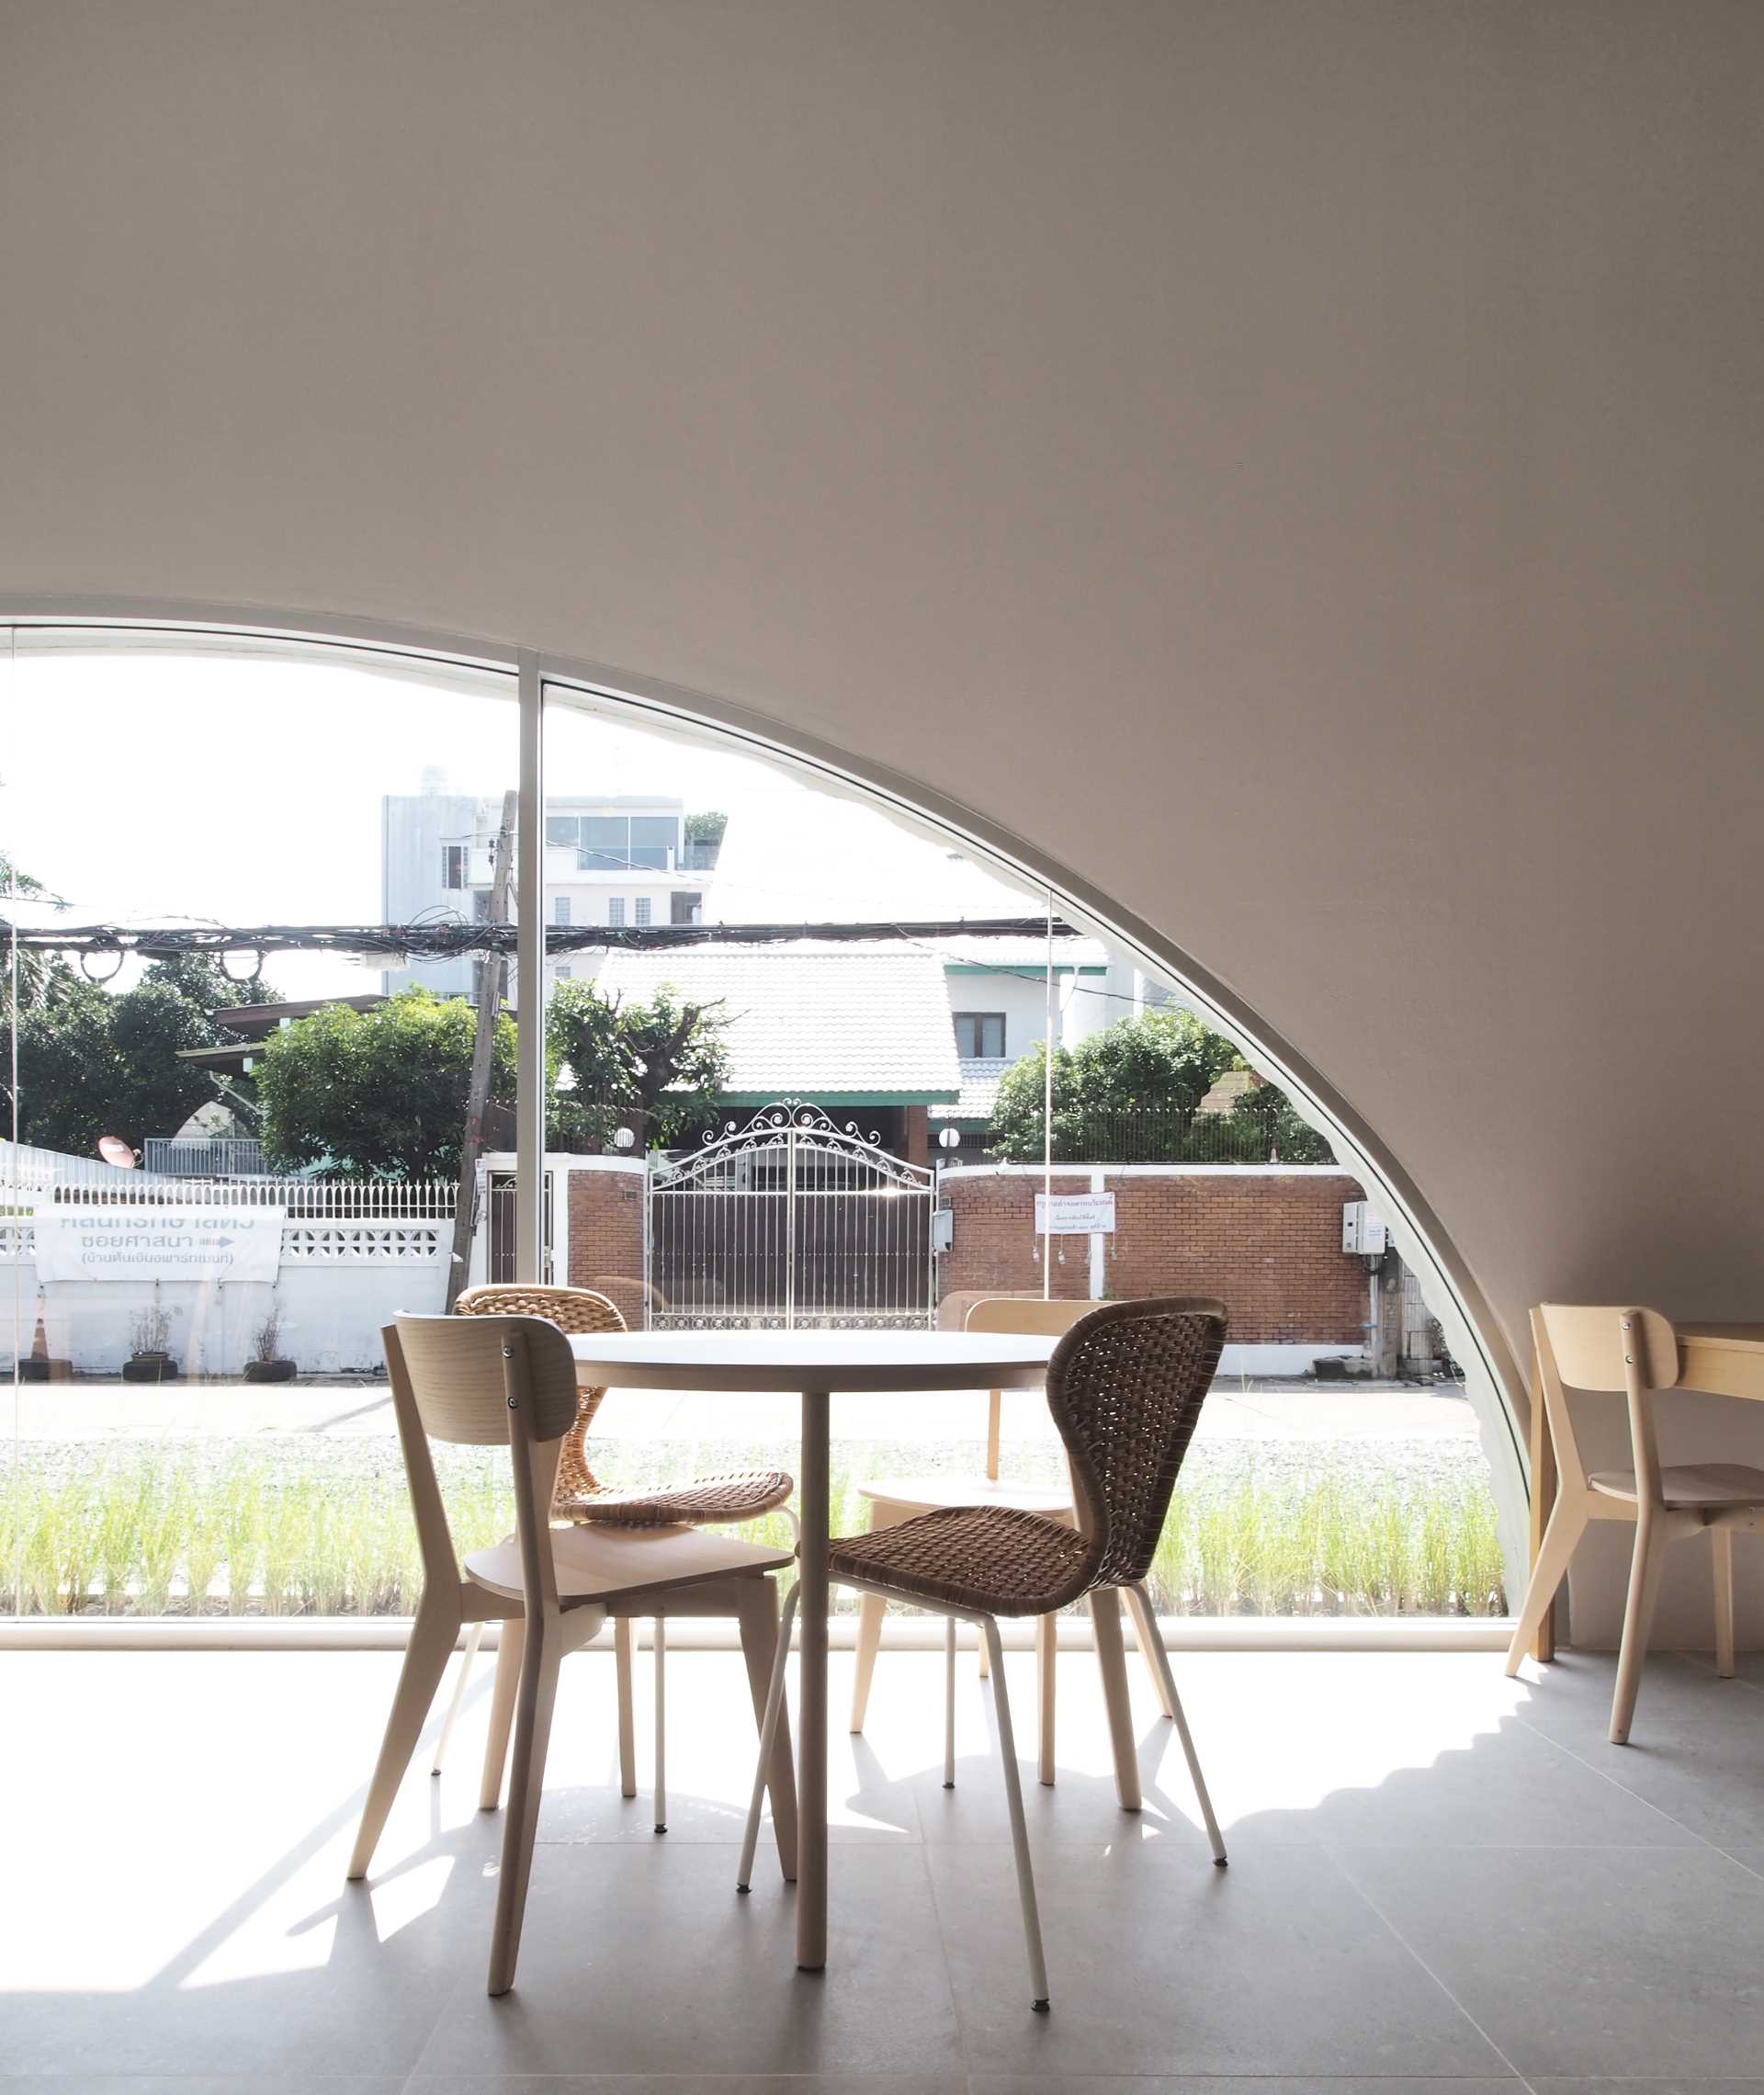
[
  {"x1": 966, "y1": 1296, "x2": 1094, "y2": 1338},
  {"x1": 456, "y1": 1285, "x2": 625, "y2": 1501},
  {"x1": 966, "y1": 1296, "x2": 1097, "y2": 1479},
  {"x1": 1043, "y1": 1296, "x2": 1228, "y2": 1590},
  {"x1": 1534, "y1": 1303, "x2": 1680, "y2": 1503},
  {"x1": 388, "y1": 1312, "x2": 582, "y2": 1611},
  {"x1": 455, "y1": 1283, "x2": 627, "y2": 1337}
]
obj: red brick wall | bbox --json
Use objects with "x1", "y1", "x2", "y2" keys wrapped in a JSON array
[
  {"x1": 938, "y1": 1169, "x2": 1370, "y2": 1344},
  {"x1": 565, "y1": 1163, "x2": 647, "y2": 1325}
]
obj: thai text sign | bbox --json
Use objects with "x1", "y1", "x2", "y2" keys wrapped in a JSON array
[
  {"x1": 1035, "y1": 1192, "x2": 1116, "y2": 1236},
  {"x1": 34, "y1": 1205, "x2": 286, "y2": 1284}
]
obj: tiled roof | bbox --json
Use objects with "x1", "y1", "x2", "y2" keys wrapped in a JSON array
[
  {"x1": 928, "y1": 1057, "x2": 1013, "y2": 1121},
  {"x1": 589, "y1": 941, "x2": 961, "y2": 1104}
]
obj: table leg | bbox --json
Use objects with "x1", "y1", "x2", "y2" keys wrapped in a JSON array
[
  {"x1": 797, "y1": 1389, "x2": 829, "y2": 1972},
  {"x1": 1528, "y1": 1330, "x2": 1557, "y2": 1663}
]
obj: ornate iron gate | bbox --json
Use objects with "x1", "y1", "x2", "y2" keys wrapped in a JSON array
[{"x1": 645, "y1": 1100, "x2": 935, "y2": 1330}]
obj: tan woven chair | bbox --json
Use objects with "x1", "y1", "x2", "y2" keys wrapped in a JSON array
[
  {"x1": 431, "y1": 1284, "x2": 794, "y2": 1833},
  {"x1": 740, "y1": 1297, "x2": 1230, "y2": 2013},
  {"x1": 347, "y1": 1315, "x2": 797, "y2": 1996}
]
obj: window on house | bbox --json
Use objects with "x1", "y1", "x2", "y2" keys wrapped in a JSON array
[
  {"x1": 671, "y1": 889, "x2": 703, "y2": 924},
  {"x1": 954, "y1": 1012, "x2": 1006, "y2": 1058},
  {"x1": 606, "y1": 897, "x2": 626, "y2": 926},
  {"x1": 555, "y1": 964, "x2": 572, "y2": 981},
  {"x1": 554, "y1": 895, "x2": 571, "y2": 925},
  {"x1": 634, "y1": 896, "x2": 652, "y2": 925},
  {"x1": 441, "y1": 843, "x2": 466, "y2": 889}
]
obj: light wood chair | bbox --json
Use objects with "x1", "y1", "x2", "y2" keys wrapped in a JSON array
[
  {"x1": 347, "y1": 1313, "x2": 797, "y2": 1996},
  {"x1": 742, "y1": 1297, "x2": 1231, "y2": 2011},
  {"x1": 434, "y1": 1284, "x2": 794, "y2": 1836},
  {"x1": 1504, "y1": 1303, "x2": 1764, "y2": 1743},
  {"x1": 850, "y1": 1295, "x2": 1174, "y2": 1803}
]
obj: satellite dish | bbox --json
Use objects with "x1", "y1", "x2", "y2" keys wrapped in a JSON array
[{"x1": 97, "y1": 1136, "x2": 138, "y2": 1170}]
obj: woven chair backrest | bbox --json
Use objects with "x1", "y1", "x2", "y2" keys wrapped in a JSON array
[
  {"x1": 392, "y1": 1311, "x2": 580, "y2": 1445},
  {"x1": 455, "y1": 1283, "x2": 628, "y2": 1337},
  {"x1": 1044, "y1": 1297, "x2": 1228, "y2": 1590}
]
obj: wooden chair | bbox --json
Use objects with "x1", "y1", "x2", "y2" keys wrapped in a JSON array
[
  {"x1": 850, "y1": 1295, "x2": 1174, "y2": 1803},
  {"x1": 1504, "y1": 1304, "x2": 1764, "y2": 1743},
  {"x1": 744, "y1": 1297, "x2": 1230, "y2": 2011},
  {"x1": 347, "y1": 1313, "x2": 797, "y2": 1996},
  {"x1": 434, "y1": 1284, "x2": 794, "y2": 1834}
]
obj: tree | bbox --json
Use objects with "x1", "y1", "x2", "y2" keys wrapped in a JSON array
[
  {"x1": 256, "y1": 989, "x2": 516, "y2": 1178},
  {"x1": 0, "y1": 853, "x2": 74, "y2": 1017},
  {"x1": 986, "y1": 1005, "x2": 1332, "y2": 1165},
  {"x1": 546, "y1": 980, "x2": 729, "y2": 1150},
  {"x1": 684, "y1": 810, "x2": 728, "y2": 847},
  {"x1": 988, "y1": 1007, "x2": 1241, "y2": 1161},
  {"x1": 1, "y1": 939, "x2": 277, "y2": 1158}
]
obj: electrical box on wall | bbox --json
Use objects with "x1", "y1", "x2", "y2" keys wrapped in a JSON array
[{"x1": 1341, "y1": 1200, "x2": 1388, "y2": 1256}]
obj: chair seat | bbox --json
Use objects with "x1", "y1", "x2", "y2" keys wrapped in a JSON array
[
  {"x1": 466, "y1": 1523, "x2": 793, "y2": 1605},
  {"x1": 1589, "y1": 1463, "x2": 1764, "y2": 1509},
  {"x1": 858, "y1": 1473, "x2": 1074, "y2": 1517},
  {"x1": 828, "y1": 1503, "x2": 1090, "y2": 1617},
  {"x1": 562, "y1": 1467, "x2": 796, "y2": 1527}
]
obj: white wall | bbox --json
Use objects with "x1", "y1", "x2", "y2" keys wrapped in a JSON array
[
  {"x1": 5, "y1": 0, "x2": 1763, "y2": 1643},
  {"x1": 945, "y1": 969, "x2": 1109, "y2": 1059}
]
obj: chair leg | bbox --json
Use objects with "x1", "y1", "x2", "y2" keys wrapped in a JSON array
[
  {"x1": 977, "y1": 1620, "x2": 990, "y2": 1680},
  {"x1": 479, "y1": 1620, "x2": 522, "y2": 1811},
  {"x1": 1035, "y1": 1611, "x2": 1057, "y2": 1785},
  {"x1": 944, "y1": 1615, "x2": 958, "y2": 1787},
  {"x1": 1504, "y1": 1492, "x2": 1589, "y2": 1678},
  {"x1": 347, "y1": 1599, "x2": 459, "y2": 1881},
  {"x1": 653, "y1": 1618, "x2": 667, "y2": 1834},
  {"x1": 739, "y1": 1580, "x2": 799, "y2": 1892},
  {"x1": 849, "y1": 1592, "x2": 886, "y2": 1730},
  {"x1": 1126, "y1": 1580, "x2": 1226, "y2": 1863},
  {"x1": 615, "y1": 1615, "x2": 638, "y2": 1799},
  {"x1": 735, "y1": 1577, "x2": 798, "y2": 1881},
  {"x1": 1610, "y1": 1513, "x2": 1669, "y2": 1745},
  {"x1": 980, "y1": 1614, "x2": 1051, "y2": 2012},
  {"x1": 1091, "y1": 1587, "x2": 1141, "y2": 1811},
  {"x1": 1123, "y1": 1581, "x2": 1174, "y2": 1718},
  {"x1": 488, "y1": 1621, "x2": 563, "y2": 1997},
  {"x1": 432, "y1": 1622, "x2": 484, "y2": 1776},
  {"x1": 1713, "y1": 1525, "x2": 1736, "y2": 1679}
]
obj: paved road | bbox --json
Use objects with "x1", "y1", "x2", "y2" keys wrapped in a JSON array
[{"x1": 7, "y1": 1376, "x2": 1476, "y2": 1444}]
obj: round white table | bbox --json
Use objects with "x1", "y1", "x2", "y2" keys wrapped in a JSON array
[{"x1": 566, "y1": 1327, "x2": 1058, "y2": 1973}]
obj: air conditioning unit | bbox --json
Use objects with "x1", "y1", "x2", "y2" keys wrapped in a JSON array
[{"x1": 1341, "y1": 1200, "x2": 1388, "y2": 1257}]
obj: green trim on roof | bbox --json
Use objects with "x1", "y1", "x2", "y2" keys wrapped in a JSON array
[
  {"x1": 718, "y1": 1089, "x2": 960, "y2": 1107},
  {"x1": 941, "y1": 961, "x2": 1107, "y2": 975}
]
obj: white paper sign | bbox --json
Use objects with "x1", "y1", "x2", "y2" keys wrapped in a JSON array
[
  {"x1": 1035, "y1": 1192, "x2": 1116, "y2": 1236},
  {"x1": 34, "y1": 1204, "x2": 286, "y2": 1284}
]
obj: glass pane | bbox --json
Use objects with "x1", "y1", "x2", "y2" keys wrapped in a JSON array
[
  {"x1": 628, "y1": 815, "x2": 678, "y2": 854},
  {"x1": 1, "y1": 633, "x2": 518, "y2": 1619}
]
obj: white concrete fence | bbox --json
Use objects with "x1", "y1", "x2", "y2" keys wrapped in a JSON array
[{"x1": 2, "y1": 1142, "x2": 454, "y2": 1375}]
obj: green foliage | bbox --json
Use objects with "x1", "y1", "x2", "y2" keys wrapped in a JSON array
[
  {"x1": 1227, "y1": 1085, "x2": 1336, "y2": 1165},
  {"x1": 547, "y1": 980, "x2": 729, "y2": 1150},
  {"x1": 256, "y1": 989, "x2": 515, "y2": 1178},
  {"x1": 1, "y1": 949, "x2": 274, "y2": 1157},
  {"x1": 0, "y1": 853, "x2": 75, "y2": 1016},
  {"x1": 684, "y1": 810, "x2": 728, "y2": 846},
  {"x1": 0, "y1": 1440, "x2": 1507, "y2": 1620}
]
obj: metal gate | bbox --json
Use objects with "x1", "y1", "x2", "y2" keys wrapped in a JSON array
[
  {"x1": 485, "y1": 1170, "x2": 554, "y2": 1285},
  {"x1": 645, "y1": 1099, "x2": 935, "y2": 1330}
]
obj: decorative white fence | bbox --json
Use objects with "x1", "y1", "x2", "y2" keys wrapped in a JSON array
[{"x1": 1, "y1": 1143, "x2": 458, "y2": 1375}]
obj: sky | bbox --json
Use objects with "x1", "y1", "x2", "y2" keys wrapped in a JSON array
[{"x1": 0, "y1": 640, "x2": 1046, "y2": 1007}]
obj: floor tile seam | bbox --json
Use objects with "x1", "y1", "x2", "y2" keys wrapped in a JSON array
[
  {"x1": 1504, "y1": 1709, "x2": 1735, "y2": 1858},
  {"x1": 1320, "y1": 1844, "x2": 1535, "y2": 2092},
  {"x1": 917, "y1": 1831, "x2": 1001, "y2": 2067}
]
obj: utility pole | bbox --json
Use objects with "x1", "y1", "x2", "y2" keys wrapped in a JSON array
[{"x1": 445, "y1": 789, "x2": 518, "y2": 1310}]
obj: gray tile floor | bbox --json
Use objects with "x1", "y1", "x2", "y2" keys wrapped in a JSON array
[{"x1": 3, "y1": 1641, "x2": 1762, "y2": 2092}]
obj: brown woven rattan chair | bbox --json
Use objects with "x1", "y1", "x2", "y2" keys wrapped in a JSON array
[
  {"x1": 433, "y1": 1284, "x2": 794, "y2": 1834},
  {"x1": 740, "y1": 1296, "x2": 1230, "y2": 2013}
]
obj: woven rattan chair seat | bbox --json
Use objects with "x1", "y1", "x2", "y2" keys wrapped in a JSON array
[
  {"x1": 828, "y1": 1503, "x2": 1091, "y2": 1617},
  {"x1": 561, "y1": 1468, "x2": 796, "y2": 1528}
]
